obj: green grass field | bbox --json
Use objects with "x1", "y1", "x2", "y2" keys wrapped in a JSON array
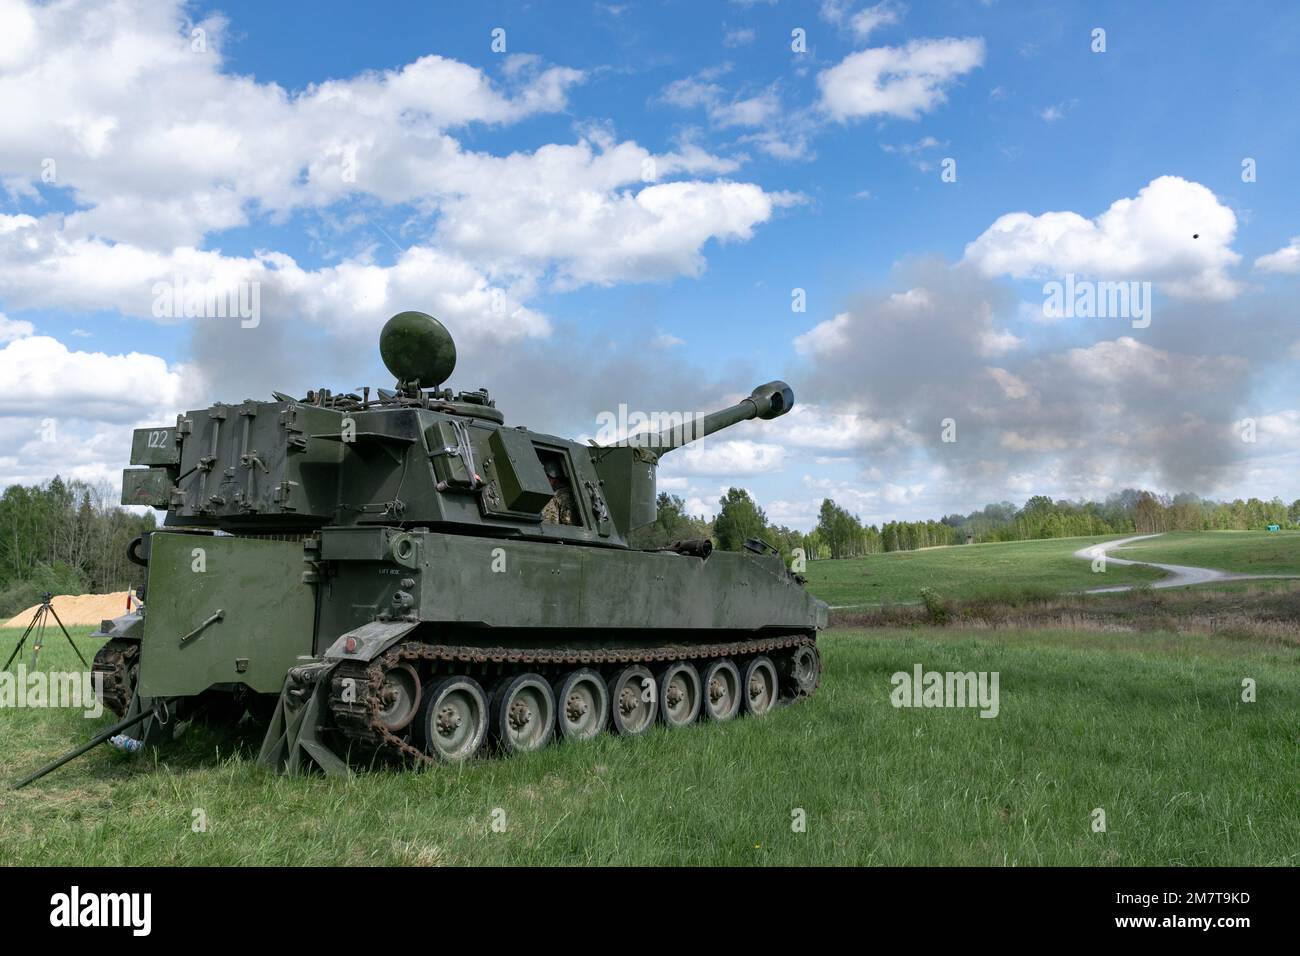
[
  {"x1": 1, "y1": 624, "x2": 1296, "y2": 866},
  {"x1": 1113, "y1": 530, "x2": 1300, "y2": 576},
  {"x1": 803, "y1": 534, "x2": 1165, "y2": 607},
  {"x1": 803, "y1": 531, "x2": 1300, "y2": 608}
]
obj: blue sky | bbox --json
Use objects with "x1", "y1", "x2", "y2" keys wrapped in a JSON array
[{"x1": 0, "y1": 0, "x2": 1297, "y2": 529}]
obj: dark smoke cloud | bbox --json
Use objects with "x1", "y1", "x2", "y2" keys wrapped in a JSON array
[{"x1": 788, "y1": 257, "x2": 1280, "y2": 496}]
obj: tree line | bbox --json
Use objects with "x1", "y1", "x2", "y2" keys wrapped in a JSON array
[
  {"x1": 0, "y1": 477, "x2": 156, "y2": 617},
  {"x1": 630, "y1": 488, "x2": 1300, "y2": 562}
]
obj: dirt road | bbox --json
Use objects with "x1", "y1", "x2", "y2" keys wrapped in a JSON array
[{"x1": 1074, "y1": 533, "x2": 1296, "y2": 593}]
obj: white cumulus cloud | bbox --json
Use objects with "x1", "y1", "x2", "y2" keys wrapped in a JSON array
[
  {"x1": 1254, "y1": 236, "x2": 1300, "y2": 274},
  {"x1": 661, "y1": 439, "x2": 786, "y2": 476},
  {"x1": 0, "y1": 0, "x2": 785, "y2": 291},
  {"x1": 817, "y1": 37, "x2": 985, "y2": 121},
  {"x1": 0, "y1": 332, "x2": 190, "y2": 423},
  {"x1": 963, "y1": 176, "x2": 1242, "y2": 300}
]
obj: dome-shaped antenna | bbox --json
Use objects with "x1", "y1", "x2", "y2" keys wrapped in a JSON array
[{"x1": 379, "y1": 311, "x2": 457, "y2": 388}]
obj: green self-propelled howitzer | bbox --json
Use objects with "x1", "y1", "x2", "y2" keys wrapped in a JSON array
[{"x1": 16, "y1": 311, "x2": 826, "y2": 785}]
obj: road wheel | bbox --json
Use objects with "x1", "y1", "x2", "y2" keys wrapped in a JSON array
[
  {"x1": 490, "y1": 673, "x2": 556, "y2": 754},
  {"x1": 782, "y1": 644, "x2": 822, "y2": 700},
  {"x1": 607, "y1": 665, "x2": 657, "y2": 736},
  {"x1": 376, "y1": 662, "x2": 422, "y2": 732},
  {"x1": 742, "y1": 655, "x2": 778, "y2": 717},
  {"x1": 701, "y1": 659, "x2": 741, "y2": 722},
  {"x1": 418, "y1": 675, "x2": 489, "y2": 762},
  {"x1": 554, "y1": 668, "x2": 609, "y2": 741},
  {"x1": 656, "y1": 661, "x2": 701, "y2": 728}
]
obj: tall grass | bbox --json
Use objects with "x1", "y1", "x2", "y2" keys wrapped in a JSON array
[{"x1": 1, "y1": 625, "x2": 1295, "y2": 866}]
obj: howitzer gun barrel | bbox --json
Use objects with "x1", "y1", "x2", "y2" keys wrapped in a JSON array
[{"x1": 633, "y1": 380, "x2": 794, "y2": 458}]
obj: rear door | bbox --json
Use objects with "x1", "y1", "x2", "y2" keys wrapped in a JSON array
[{"x1": 138, "y1": 533, "x2": 316, "y2": 697}]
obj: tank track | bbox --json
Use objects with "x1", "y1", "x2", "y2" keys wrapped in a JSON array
[
  {"x1": 328, "y1": 634, "x2": 819, "y2": 765},
  {"x1": 92, "y1": 639, "x2": 140, "y2": 718}
]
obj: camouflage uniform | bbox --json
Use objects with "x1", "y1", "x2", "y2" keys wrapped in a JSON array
[{"x1": 542, "y1": 485, "x2": 580, "y2": 525}]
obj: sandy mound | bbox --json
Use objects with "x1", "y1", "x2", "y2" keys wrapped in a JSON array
[{"x1": 4, "y1": 592, "x2": 134, "y2": 628}]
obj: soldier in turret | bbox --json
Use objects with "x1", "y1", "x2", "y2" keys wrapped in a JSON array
[{"x1": 541, "y1": 457, "x2": 580, "y2": 525}]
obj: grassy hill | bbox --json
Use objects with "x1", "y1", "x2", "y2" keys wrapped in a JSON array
[
  {"x1": 1111, "y1": 530, "x2": 1300, "y2": 576},
  {"x1": 803, "y1": 534, "x2": 1165, "y2": 607}
]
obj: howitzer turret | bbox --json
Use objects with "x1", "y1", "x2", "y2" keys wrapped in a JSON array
[
  {"x1": 17, "y1": 311, "x2": 825, "y2": 788},
  {"x1": 121, "y1": 310, "x2": 797, "y2": 547}
]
